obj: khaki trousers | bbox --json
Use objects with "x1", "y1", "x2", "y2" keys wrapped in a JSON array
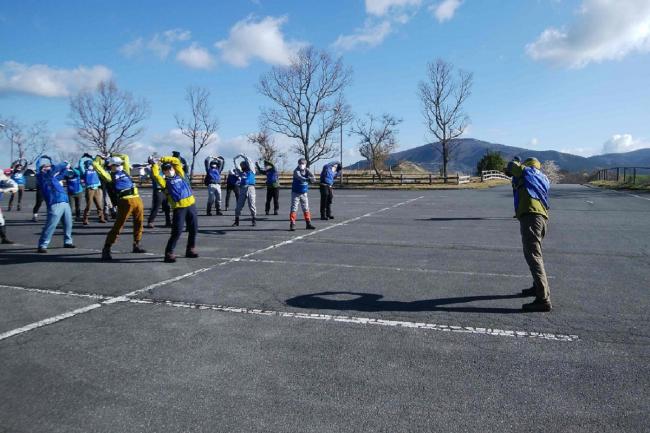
[{"x1": 519, "y1": 213, "x2": 550, "y2": 301}]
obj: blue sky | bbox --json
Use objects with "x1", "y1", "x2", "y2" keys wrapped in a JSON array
[{"x1": 1, "y1": 0, "x2": 649, "y2": 169}]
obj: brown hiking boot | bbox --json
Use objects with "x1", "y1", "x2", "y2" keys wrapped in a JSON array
[
  {"x1": 522, "y1": 298, "x2": 552, "y2": 312},
  {"x1": 132, "y1": 243, "x2": 147, "y2": 254},
  {"x1": 164, "y1": 252, "x2": 177, "y2": 263}
]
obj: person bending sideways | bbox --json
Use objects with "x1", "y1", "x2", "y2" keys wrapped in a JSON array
[
  {"x1": 225, "y1": 169, "x2": 240, "y2": 211},
  {"x1": 0, "y1": 169, "x2": 18, "y2": 244},
  {"x1": 204, "y1": 155, "x2": 225, "y2": 216},
  {"x1": 151, "y1": 156, "x2": 199, "y2": 263},
  {"x1": 505, "y1": 157, "x2": 552, "y2": 312},
  {"x1": 255, "y1": 159, "x2": 280, "y2": 216},
  {"x1": 93, "y1": 153, "x2": 146, "y2": 261},
  {"x1": 289, "y1": 158, "x2": 316, "y2": 232},
  {"x1": 232, "y1": 154, "x2": 257, "y2": 227},
  {"x1": 319, "y1": 161, "x2": 341, "y2": 220},
  {"x1": 145, "y1": 164, "x2": 171, "y2": 228},
  {"x1": 78, "y1": 155, "x2": 106, "y2": 225},
  {"x1": 64, "y1": 164, "x2": 85, "y2": 222},
  {"x1": 35, "y1": 156, "x2": 75, "y2": 253}
]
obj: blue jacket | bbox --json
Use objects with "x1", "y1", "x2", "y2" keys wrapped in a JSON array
[
  {"x1": 65, "y1": 168, "x2": 84, "y2": 195},
  {"x1": 320, "y1": 162, "x2": 341, "y2": 186},
  {"x1": 292, "y1": 168, "x2": 315, "y2": 194},
  {"x1": 79, "y1": 159, "x2": 101, "y2": 189},
  {"x1": 37, "y1": 162, "x2": 69, "y2": 206}
]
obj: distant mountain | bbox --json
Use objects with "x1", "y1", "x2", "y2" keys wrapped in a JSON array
[{"x1": 346, "y1": 138, "x2": 650, "y2": 173}]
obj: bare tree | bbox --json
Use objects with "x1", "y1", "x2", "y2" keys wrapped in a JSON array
[
  {"x1": 175, "y1": 86, "x2": 219, "y2": 177},
  {"x1": 350, "y1": 113, "x2": 402, "y2": 180},
  {"x1": 258, "y1": 46, "x2": 353, "y2": 167},
  {"x1": 2, "y1": 118, "x2": 50, "y2": 165},
  {"x1": 70, "y1": 80, "x2": 149, "y2": 156},
  {"x1": 418, "y1": 59, "x2": 473, "y2": 182},
  {"x1": 248, "y1": 130, "x2": 286, "y2": 163},
  {"x1": 541, "y1": 160, "x2": 562, "y2": 184}
]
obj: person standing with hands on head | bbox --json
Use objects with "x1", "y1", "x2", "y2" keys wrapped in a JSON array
[
  {"x1": 93, "y1": 153, "x2": 146, "y2": 261},
  {"x1": 7, "y1": 159, "x2": 26, "y2": 211},
  {"x1": 0, "y1": 168, "x2": 18, "y2": 244},
  {"x1": 505, "y1": 157, "x2": 552, "y2": 312},
  {"x1": 151, "y1": 155, "x2": 199, "y2": 263},
  {"x1": 232, "y1": 154, "x2": 257, "y2": 227},
  {"x1": 145, "y1": 157, "x2": 171, "y2": 229},
  {"x1": 289, "y1": 158, "x2": 316, "y2": 232},
  {"x1": 78, "y1": 154, "x2": 106, "y2": 225},
  {"x1": 35, "y1": 155, "x2": 75, "y2": 253},
  {"x1": 204, "y1": 155, "x2": 225, "y2": 216},
  {"x1": 255, "y1": 159, "x2": 280, "y2": 216},
  {"x1": 319, "y1": 161, "x2": 341, "y2": 220}
]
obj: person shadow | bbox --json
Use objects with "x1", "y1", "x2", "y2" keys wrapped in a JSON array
[{"x1": 286, "y1": 291, "x2": 523, "y2": 314}]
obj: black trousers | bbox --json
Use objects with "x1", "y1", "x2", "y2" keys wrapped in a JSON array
[
  {"x1": 265, "y1": 186, "x2": 280, "y2": 213},
  {"x1": 8, "y1": 186, "x2": 24, "y2": 209},
  {"x1": 33, "y1": 187, "x2": 44, "y2": 214},
  {"x1": 165, "y1": 204, "x2": 198, "y2": 254},
  {"x1": 320, "y1": 185, "x2": 334, "y2": 217},
  {"x1": 148, "y1": 189, "x2": 171, "y2": 225},
  {"x1": 225, "y1": 185, "x2": 239, "y2": 209}
]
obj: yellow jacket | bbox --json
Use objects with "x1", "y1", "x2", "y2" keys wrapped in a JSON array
[
  {"x1": 92, "y1": 153, "x2": 139, "y2": 199},
  {"x1": 152, "y1": 156, "x2": 196, "y2": 209}
]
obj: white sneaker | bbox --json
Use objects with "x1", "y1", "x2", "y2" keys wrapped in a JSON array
[{"x1": 32, "y1": 214, "x2": 38, "y2": 222}]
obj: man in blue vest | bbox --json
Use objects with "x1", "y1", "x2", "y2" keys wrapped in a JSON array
[
  {"x1": 7, "y1": 159, "x2": 26, "y2": 211},
  {"x1": 204, "y1": 156, "x2": 225, "y2": 216},
  {"x1": 232, "y1": 154, "x2": 257, "y2": 227},
  {"x1": 78, "y1": 155, "x2": 106, "y2": 225},
  {"x1": 256, "y1": 159, "x2": 280, "y2": 215},
  {"x1": 151, "y1": 156, "x2": 199, "y2": 263},
  {"x1": 64, "y1": 165, "x2": 85, "y2": 222},
  {"x1": 225, "y1": 169, "x2": 240, "y2": 211},
  {"x1": 319, "y1": 161, "x2": 341, "y2": 220},
  {"x1": 36, "y1": 156, "x2": 75, "y2": 253},
  {"x1": 505, "y1": 157, "x2": 552, "y2": 312},
  {"x1": 290, "y1": 158, "x2": 316, "y2": 231}
]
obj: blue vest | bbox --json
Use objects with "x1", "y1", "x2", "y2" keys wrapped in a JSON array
[
  {"x1": 11, "y1": 171, "x2": 25, "y2": 186},
  {"x1": 292, "y1": 171, "x2": 310, "y2": 194},
  {"x1": 207, "y1": 168, "x2": 221, "y2": 184},
  {"x1": 514, "y1": 167, "x2": 550, "y2": 210},
  {"x1": 227, "y1": 173, "x2": 239, "y2": 186},
  {"x1": 239, "y1": 170, "x2": 256, "y2": 187},
  {"x1": 111, "y1": 170, "x2": 134, "y2": 193},
  {"x1": 66, "y1": 172, "x2": 84, "y2": 195},
  {"x1": 265, "y1": 168, "x2": 279, "y2": 186},
  {"x1": 320, "y1": 166, "x2": 337, "y2": 185},
  {"x1": 166, "y1": 175, "x2": 193, "y2": 203},
  {"x1": 84, "y1": 169, "x2": 101, "y2": 188}
]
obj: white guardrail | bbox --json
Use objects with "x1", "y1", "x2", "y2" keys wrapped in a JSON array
[
  {"x1": 481, "y1": 170, "x2": 510, "y2": 181},
  {"x1": 458, "y1": 175, "x2": 471, "y2": 184}
]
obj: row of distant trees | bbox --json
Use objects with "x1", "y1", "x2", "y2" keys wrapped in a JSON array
[
  {"x1": 2, "y1": 46, "x2": 472, "y2": 181},
  {"x1": 477, "y1": 150, "x2": 563, "y2": 183}
]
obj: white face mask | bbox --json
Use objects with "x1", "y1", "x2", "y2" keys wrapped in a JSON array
[
  {"x1": 299, "y1": 164, "x2": 306, "y2": 170},
  {"x1": 165, "y1": 169, "x2": 176, "y2": 178}
]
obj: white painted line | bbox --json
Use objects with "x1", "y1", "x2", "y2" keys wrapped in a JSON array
[
  {"x1": 0, "y1": 303, "x2": 103, "y2": 341},
  {"x1": 129, "y1": 298, "x2": 579, "y2": 342},
  {"x1": 0, "y1": 284, "x2": 108, "y2": 300},
  {"x1": 0, "y1": 197, "x2": 424, "y2": 342},
  {"x1": 238, "y1": 258, "x2": 540, "y2": 279}
]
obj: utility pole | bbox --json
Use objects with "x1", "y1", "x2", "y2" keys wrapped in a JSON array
[{"x1": 339, "y1": 120, "x2": 343, "y2": 186}]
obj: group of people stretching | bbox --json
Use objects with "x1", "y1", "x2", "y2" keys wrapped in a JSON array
[{"x1": 0, "y1": 151, "x2": 341, "y2": 263}]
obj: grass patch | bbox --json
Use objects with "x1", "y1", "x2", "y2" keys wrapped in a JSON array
[{"x1": 589, "y1": 180, "x2": 650, "y2": 192}]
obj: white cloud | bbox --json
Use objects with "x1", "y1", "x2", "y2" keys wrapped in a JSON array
[
  {"x1": 121, "y1": 28, "x2": 192, "y2": 59},
  {"x1": 332, "y1": 20, "x2": 392, "y2": 51},
  {"x1": 176, "y1": 44, "x2": 216, "y2": 69},
  {"x1": 602, "y1": 134, "x2": 650, "y2": 154},
  {"x1": 526, "y1": 0, "x2": 650, "y2": 68},
  {"x1": 365, "y1": 0, "x2": 421, "y2": 16},
  {"x1": 430, "y1": 0, "x2": 463, "y2": 23},
  {"x1": 0, "y1": 61, "x2": 112, "y2": 98},
  {"x1": 559, "y1": 146, "x2": 599, "y2": 157},
  {"x1": 215, "y1": 16, "x2": 306, "y2": 67},
  {"x1": 528, "y1": 137, "x2": 539, "y2": 148}
]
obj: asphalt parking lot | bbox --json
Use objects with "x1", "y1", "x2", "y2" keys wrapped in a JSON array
[{"x1": 1, "y1": 185, "x2": 649, "y2": 432}]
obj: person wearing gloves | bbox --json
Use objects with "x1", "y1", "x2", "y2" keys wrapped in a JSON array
[
  {"x1": 505, "y1": 157, "x2": 552, "y2": 312},
  {"x1": 93, "y1": 153, "x2": 146, "y2": 261},
  {"x1": 255, "y1": 159, "x2": 280, "y2": 216},
  {"x1": 289, "y1": 158, "x2": 316, "y2": 231},
  {"x1": 225, "y1": 169, "x2": 240, "y2": 211},
  {"x1": 319, "y1": 161, "x2": 341, "y2": 220},
  {"x1": 35, "y1": 156, "x2": 75, "y2": 252},
  {"x1": 78, "y1": 154, "x2": 106, "y2": 225},
  {"x1": 204, "y1": 155, "x2": 225, "y2": 216},
  {"x1": 151, "y1": 156, "x2": 199, "y2": 263},
  {"x1": 232, "y1": 154, "x2": 257, "y2": 227},
  {"x1": 64, "y1": 164, "x2": 85, "y2": 222},
  {"x1": 0, "y1": 169, "x2": 18, "y2": 244},
  {"x1": 7, "y1": 159, "x2": 27, "y2": 211},
  {"x1": 145, "y1": 161, "x2": 171, "y2": 229}
]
